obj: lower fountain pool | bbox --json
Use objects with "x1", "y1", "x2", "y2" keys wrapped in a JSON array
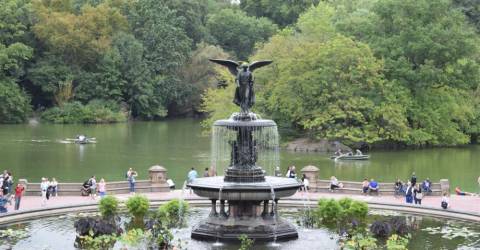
[{"x1": 1, "y1": 208, "x2": 479, "y2": 250}]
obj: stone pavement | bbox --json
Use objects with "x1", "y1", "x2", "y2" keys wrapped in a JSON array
[{"x1": 2, "y1": 190, "x2": 479, "y2": 215}]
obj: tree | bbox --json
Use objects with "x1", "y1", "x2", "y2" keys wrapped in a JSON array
[
  {"x1": 239, "y1": 0, "x2": 320, "y2": 28},
  {"x1": 32, "y1": 1, "x2": 128, "y2": 67},
  {"x1": 179, "y1": 43, "x2": 230, "y2": 114},
  {"x1": 127, "y1": 0, "x2": 192, "y2": 118},
  {"x1": 453, "y1": 0, "x2": 480, "y2": 31},
  {"x1": 0, "y1": 43, "x2": 33, "y2": 123},
  {"x1": 332, "y1": 0, "x2": 480, "y2": 145},
  {"x1": 206, "y1": 9, "x2": 278, "y2": 60},
  {"x1": 27, "y1": 54, "x2": 75, "y2": 106}
]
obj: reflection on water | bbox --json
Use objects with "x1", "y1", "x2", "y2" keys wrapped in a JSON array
[
  {"x1": 0, "y1": 119, "x2": 479, "y2": 192},
  {"x1": 1, "y1": 208, "x2": 479, "y2": 250}
]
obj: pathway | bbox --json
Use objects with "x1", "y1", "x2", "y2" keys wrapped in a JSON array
[{"x1": 2, "y1": 190, "x2": 479, "y2": 216}]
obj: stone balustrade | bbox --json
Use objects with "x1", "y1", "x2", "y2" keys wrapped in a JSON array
[
  {"x1": 18, "y1": 165, "x2": 170, "y2": 196},
  {"x1": 301, "y1": 165, "x2": 446, "y2": 196}
]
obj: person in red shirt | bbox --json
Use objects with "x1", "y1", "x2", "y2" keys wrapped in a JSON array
[
  {"x1": 14, "y1": 183, "x2": 25, "y2": 210},
  {"x1": 455, "y1": 186, "x2": 477, "y2": 196}
]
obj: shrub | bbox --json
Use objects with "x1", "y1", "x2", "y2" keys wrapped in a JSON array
[
  {"x1": 344, "y1": 233, "x2": 377, "y2": 250},
  {"x1": 77, "y1": 233, "x2": 117, "y2": 250},
  {"x1": 386, "y1": 234, "x2": 410, "y2": 250},
  {"x1": 314, "y1": 198, "x2": 369, "y2": 235},
  {"x1": 316, "y1": 198, "x2": 343, "y2": 224},
  {"x1": 41, "y1": 100, "x2": 127, "y2": 124},
  {"x1": 343, "y1": 199, "x2": 368, "y2": 222},
  {"x1": 126, "y1": 195, "x2": 150, "y2": 227},
  {"x1": 99, "y1": 196, "x2": 119, "y2": 220},
  {"x1": 156, "y1": 199, "x2": 189, "y2": 228},
  {"x1": 238, "y1": 234, "x2": 254, "y2": 250}
]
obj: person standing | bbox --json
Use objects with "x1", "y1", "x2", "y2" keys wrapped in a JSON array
[
  {"x1": 203, "y1": 167, "x2": 210, "y2": 177},
  {"x1": 410, "y1": 172, "x2": 417, "y2": 187},
  {"x1": 128, "y1": 170, "x2": 137, "y2": 194},
  {"x1": 441, "y1": 193, "x2": 449, "y2": 209},
  {"x1": 89, "y1": 176, "x2": 97, "y2": 199},
  {"x1": 126, "y1": 168, "x2": 132, "y2": 179},
  {"x1": 50, "y1": 178, "x2": 58, "y2": 197},
  {"x1": 40, "y1": 178, "x2": 48, "y2": 206},
  {"x1": 405, "y1": 182, "x2": 414, "y2": 204},
  {"x1": 2, "y1": 172, "x2": 11, "y2": 195},
  {"x1": 285, "y1": 166, "x2": 291, "y2": 178},
  {"x1": 98, "y1": 178, "x2": 106, "y2": 198},
  {"x1": 301, "y1": 174, "x2": 310, "y2": 191},
  {"x1": 187, "y1": 168, "x2": 198, "y2": 184},
  {"x1": 6, "y1": 172, "x2": 13, "y2": 195},
  {"x1": 413, "y1": 184, "x2": 423, "y2": 205},
  {"x1": 187, "y1": 167, "x2": 198, "y2": 194},
  {"x1": 289, "y1": 166, "x2": 297, "y2": 179},
  {"x1": 14, "y1": 183, "x2": 25, "y2": 210}
]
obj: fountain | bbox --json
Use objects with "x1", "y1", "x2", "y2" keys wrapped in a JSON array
[{"x1": 188, "y1": 59, "x2": 302, "y2": 241}]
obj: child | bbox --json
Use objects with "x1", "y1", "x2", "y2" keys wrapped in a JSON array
[
  {"x1": 98, "y1": 178, "x2": 106, "y2": 198},
  {"x1": 441, "y1": 193, "x2": 449, "y2": 209}
]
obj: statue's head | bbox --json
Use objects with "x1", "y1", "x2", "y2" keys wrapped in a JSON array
[{"x1": 240, "y1": 62, "x2": 249, "y2": 70}]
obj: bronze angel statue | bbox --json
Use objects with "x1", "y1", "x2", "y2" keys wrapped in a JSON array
[{"x1": 209, "y1": 59, "x2": 273, "y2": 113}]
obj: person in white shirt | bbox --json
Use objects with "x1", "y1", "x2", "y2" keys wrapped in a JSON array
[{"x1": 40, "y1": 178, "x2": 49, "y2": 206}]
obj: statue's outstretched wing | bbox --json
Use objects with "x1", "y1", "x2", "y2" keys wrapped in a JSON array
[
  {"x1": 249, "y1": 60, "x2": 273, "y2": 72},
  {"x1": 209, "y1": 59, "x2": 239, "y2": 76}
]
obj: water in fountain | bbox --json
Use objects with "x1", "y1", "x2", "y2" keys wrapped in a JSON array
[
  {"x1": 268, "y1": 182, "x2": 281, "y2": 248},
  {"x1": 300, "y1": 186, "x2": 312, "y2": 231},
  {"x1": 211, "y1": 124, "x2": 279, "y2": 178}
]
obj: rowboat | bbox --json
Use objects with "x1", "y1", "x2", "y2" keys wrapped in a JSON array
[{"x1": 330, "y1": 155, "x2": 370, "y2": 160}]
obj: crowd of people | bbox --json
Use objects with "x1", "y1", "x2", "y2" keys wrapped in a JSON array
[{"x1": 1, "y1": 165, "x2": 479, "y2": 214}]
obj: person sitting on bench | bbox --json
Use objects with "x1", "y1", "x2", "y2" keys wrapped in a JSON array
[
  {"x1": 368, "y1": 179, "x2": 379, "y2": 194},
  {"x1": 330, "y1": 176, "x2": 342, "y2": 191},
  {"x1": 421, "y1": 178, "x2": 432, "y2": 194}
]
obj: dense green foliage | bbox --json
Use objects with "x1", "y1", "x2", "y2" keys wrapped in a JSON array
[
  {"x1": 99, "y1": 195, "x2": 120, "y2": 219},
  {"x1": 240, "y1": 0, "x2": 320, "y2": 27},
  {"x1": 41, "y1": 101, "x2": 127, "y2": 123},
  {"x1": 156, "y1": 199, "x2": 189, "y2": 228},
  {"x1": 206, "y1": 8, "x2": 278, "y2": 60},
  {"x1": 238, "y1": 234, "x2": 254, "y2": 250},
  {"x1": 126, "y1": 195, "x2": 150, "y2": 226},
  {"x1": 203, "y1": 0, "x2": 480, "y2": 147},
  {"x1": 0, "y1": 0, "x2": 243, "y2": 123},
  {"x1": 3, "y1": 0, "x2": 480, "y2": 148},
  {"x1": 0, "y1": 0, "x2": 33, "y2": 123},
  {"x1": 315, "y1": 198, "x2": 368, "y2": 225}
]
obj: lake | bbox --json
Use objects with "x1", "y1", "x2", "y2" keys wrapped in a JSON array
[{"x1": 0, "y1": 119, "x2": 478, "y2": 192}]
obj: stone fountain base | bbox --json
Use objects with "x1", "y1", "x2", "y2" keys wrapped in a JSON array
[
  {"x1": 188, "y1": 176, "x2": 301, "y2": 242},
  {"x1": 191, "y1": 215, "x2": 298, "y2": 241}
]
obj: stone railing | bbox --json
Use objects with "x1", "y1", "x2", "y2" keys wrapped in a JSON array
[
  {"x1": 301, "y1": 165, "x2": 448, "y2": 196},
  {"x1": 18, "y1": 165, "x2": 171, "y2": 196}
]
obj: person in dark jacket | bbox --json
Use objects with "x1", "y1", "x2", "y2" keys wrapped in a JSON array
[
  {"x1": 405, "y1": 182, "x2": 414, "y2": 204},
  {"x1": 410, "y1": 172, "x2": 417, "y2": 187},
  {"x1": 413, "y1": 184, "x2": 423, "y2": 205}
]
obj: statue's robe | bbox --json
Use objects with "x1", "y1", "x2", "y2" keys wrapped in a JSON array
[{"x1": 234, "y1": 70, "x2": 254, "y2": 112}]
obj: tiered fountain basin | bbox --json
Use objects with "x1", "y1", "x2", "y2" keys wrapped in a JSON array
[
  {"x1": 188, "y1": 176, "x2": 302, "y2": 241},
  {"x1": 188, "y1": 176, "x2": 300, "y2": 201}
]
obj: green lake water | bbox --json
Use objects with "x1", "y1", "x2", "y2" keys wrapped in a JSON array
[{"x1": 0, "y1": 119, "x2": 478, "y2": 192}]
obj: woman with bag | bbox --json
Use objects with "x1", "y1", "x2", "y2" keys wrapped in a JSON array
[{"x1": 414, "y1": 184, "x2": 423, "y2": 205}]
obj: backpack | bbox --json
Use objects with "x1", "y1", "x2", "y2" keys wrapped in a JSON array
[{"x1": 441, "y1": 201, "x2": 448, "y2": 209}]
